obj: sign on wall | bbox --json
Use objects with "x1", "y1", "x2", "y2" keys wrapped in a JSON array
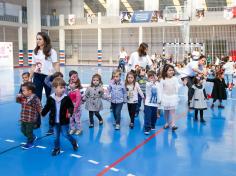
[{"x1": 0, "y1": 42, "x2": 13, "y2": 69}]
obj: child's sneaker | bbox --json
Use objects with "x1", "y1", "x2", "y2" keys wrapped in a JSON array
[
  {"x1": 144, "y1": 130, "x2": 150, "y2": 135},
  {"x1": 172, "y1": 126, "x2": 178, "y2": 131},
  {"x1": 69, "y1": 129, "x2": 75, "y2": 135},
  {"x1": 89, "y1": 124, "x2": 94, "y2": 128},
  {"x1": 210, "y1": 104, "x2": 214, "y2": 108},
  {"x1": 21, "y1": 143, "x2": 35, "y2": 150},
  {"x1": 72, "y1": 142, "x2": 79, "y2": 151},
  {"x1": 51, "y1": 148, "x2": 60, "y2": 156},
  {"x1": 200, "y1": 119, "x2": 206, "y2": 123},
  {"x1": 129, "y1": 123, "x2": 134, "y2": 129},
  {"x1": 218, "y1": 105, "x2": 224, "y2": 109},
  {"x1": 99, "y1": 120, "x2": 103, "y2": 125},
  {"x1": 151, "y1": 127, "x2": 156, "y2": 131},
  {"x1": 75, "y1": 129, "x2": 82, "y2": 135},
  {"x1": 115, "y1": 124, "x2": 120, "y2": 130}
]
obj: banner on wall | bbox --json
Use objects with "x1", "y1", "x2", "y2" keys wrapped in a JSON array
[
  {"x1": 223, "y1": 7, "x2": 236, "y2": 20},
  {"x1": 120, "y1": 10, "x2": 163, "y2": 23},
  {"x1": 68, "y1": 14, "x2": 76, "y2": 25},
  {"x1": 0, "y1": 42, "x2": 13, "y2": 69}
]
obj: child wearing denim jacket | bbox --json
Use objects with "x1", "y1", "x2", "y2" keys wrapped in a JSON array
[{"x1": 107, "y1": 69, "x2": 127, "y2": 130}]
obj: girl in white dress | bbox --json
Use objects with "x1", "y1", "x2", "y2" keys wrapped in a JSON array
[{"x1": 160, "y1": 64, "x2": 181, "y2": 131}]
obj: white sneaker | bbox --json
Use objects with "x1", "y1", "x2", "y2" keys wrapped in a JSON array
[{"x1": 115, "y1": 124, "x2": 120, "y2": 130}]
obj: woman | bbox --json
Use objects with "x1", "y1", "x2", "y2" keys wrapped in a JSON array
[
  {"x1": 128, "y1": 42, "x2": 152, "y2": 72},
  {"x1": 30, "y1": 32, "x2": 60, "y2": 134}
]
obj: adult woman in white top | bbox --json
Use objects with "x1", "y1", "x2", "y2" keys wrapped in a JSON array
[
  {"x1": 223, "y1": 56, "x2": 235, "y2": 86},
  {"x1": 128, "y1": 42, "x2": 152, "y2": 71},
  {"x1": 29, "y1": 32, "x2": 60, "y2": 131}
]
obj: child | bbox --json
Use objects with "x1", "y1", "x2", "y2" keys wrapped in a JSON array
[
  {"x1": 107, "y1": 69, "x2": 127, "y2": 130},
  {"x1": 125, "y1": 71, "x2": 144, "y2": 129},
  {"x1": 44, "y1": 72, "x2": 64, "y2": 93},
  {"x1": 19, "y1": 72, "x2": 30, "y2": 93},
  {"x1": 84, "y1": 74, "x2": 105, "y2": 128},
  {"x1": 68, "y1": 79, "x2": 83, "y2": 135},
  {"x1": 144, "y1": 70, "x2": 161, "y2": 135},
  {"x1": 44, "y1": 72, "x2": 64, "y2": 135},
  {"x1": 160, "y1": 64, "x2": 181, "y2": 131},
  {"x1": 190, "y1": 76, "x2": 207, "y2": 122},
  {"x1": 41, "y1": 77, "x2": 78, "y2": 156},
  {"x1": 136, "y1": 67, "x2": 148, "y2": 116},
  {"x1": 16, "y1": 82, "x2": 42, "y2": 149},
  {"x1": 207, "y1": 71, "x2": 227, "y2": 108}
]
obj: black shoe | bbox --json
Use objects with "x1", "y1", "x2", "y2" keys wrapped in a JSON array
[
  {"x1": 72, "y1": 142, "x2": 79, "y2": 151},
  {"x1": 194, "y1": 117, "x2": 198, "y2": 121},
  {"x1": 218, "y1": 105, "x2": 224, "y2": 109},
  {"x1": 46, "y1": 129, "x2": 54, "y2": 135},
  {"x1": 200, "y1": 119, "x2": 206, "y2": 123},
  {"x1": 89, "y1": 124, "x2": 94, "y2": 128},
  {"x1": 51, "y1": 148, "x2": 60, "y2": 156},
  {"x1": 163, "y1": 124, "x2": 169, "y2": 129},
  {"x1": 172, "y1": 126, "x2": 178, "y2": 131},
  {"x1": 129, "y1": 123, "x2": 134, "y2": 129},
  {"x1": 99, "y1": 120, "x2": 103, "y2": 125}
]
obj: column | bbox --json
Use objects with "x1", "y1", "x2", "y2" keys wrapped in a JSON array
[
  {"x1": 98, "y1": 12, "x2": 102, "y2": 66},
  {"x1": 18, "y1": 10, "x2": 24, "y2": 66},
  {"x1": 107, "y1": 0, "x2": 120, "y2": 16},
  {"x1": 27, "y1": 0, "x2": 41, "y2": 66},
  {"x1": 59, "y1": 15, "x2": 65, "y2": 65},
  {"x1": 144, "y1": 0, "x2": 159, "y2": 11},
  {"x1": 72, "y1": 0, "x2": 84, "y2": 18},
  {"x1": 139, "y1": 26, "x2": 143, "y2": 45}
]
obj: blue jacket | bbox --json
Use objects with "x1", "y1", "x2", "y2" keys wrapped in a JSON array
[{"x1": 108, "y1": 79, "x2": 127, "y2": 104}]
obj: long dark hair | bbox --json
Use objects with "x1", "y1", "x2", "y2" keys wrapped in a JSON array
[
  {"x1": 161, "y1": 64, "x2": 175, "y2": 79},
  {"x1": 138, "y1": 42, "x2": 148, "y2": 57},
  {"x1": 34, "y1": 32, "x2": 52, "y2": 60}
]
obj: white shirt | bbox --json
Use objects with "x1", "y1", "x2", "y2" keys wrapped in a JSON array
[
  {"x1": 32, "y1": 49, "x2": 58, "y2": 75},
  {"x1": 119, "y1": 51, "x2": 127, "y2": 59},
  {"x1": 126, "y1": 82, "x2": 144, "y2": 104},
  {"x1": 145, "y1": 81, "x2": 161, "y2": 107},
  {"x1": 51, "y1": 93, "x2": 67, "y2": 123},
  {"x1": 181, "y1": 61, "x2": 203, "y2": 77},
  {"x1": 128, "y1": 51, "x2": 152, "y2": 70},
  {"x1": 223, "y1": 62, "x2": 235, "y2": 75}
]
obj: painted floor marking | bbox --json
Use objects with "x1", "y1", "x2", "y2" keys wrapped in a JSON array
[
  {"x1": 5, "y1": 139, "x2": 15, "y2": 143},
  {"x1": 70, "y1": 154, "x2": 82, "y2": 158},
  {"x1": 88, "y1": 160, "x2": 99, "y2": 165}
]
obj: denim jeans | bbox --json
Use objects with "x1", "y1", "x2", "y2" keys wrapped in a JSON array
[
  {"x1": 136, "y1": 93, "x2": 145, "y2": 115},
  {"x1": 54, "y1": 123, "x2": 76, "y2": 149},
  {"x1": 144, "y1": 105, "x2": 157, "y2": 131},
  {"x1": 111, "y1": 103, "x2": 123, "y2": 125},
  {"x1": 225, "y1": 74, "x2": 233, "y2": 85},
  {"x1": 33, "y1": 73, "x2": 52, "y2": 129}
]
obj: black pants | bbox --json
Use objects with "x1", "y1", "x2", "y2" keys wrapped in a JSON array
[
  {"x1": 194, "y1": 109, "x2": 204, "y2": 120},
  {"x1": 21, "y1": 122, "x2": 35, "y2": 143},
  {"x1": 127, "y1": 103, "x2": 137, "y2": 124},
  {"x1": 89, "y1": 111, "x2": 103, "y2": 124},
  {"x1": 33, "y1": 73, "x2": 52, "y2": 128}
]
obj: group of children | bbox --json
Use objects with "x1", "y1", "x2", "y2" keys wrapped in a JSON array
[{"x1": 16, "y1": 62, "x2": 229, "y2": 155}]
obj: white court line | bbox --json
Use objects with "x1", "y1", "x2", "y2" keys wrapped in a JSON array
[
  {"x1": 5, "y1": 139, "x2": 15, "y2": 143},
  {"x1": 35, "y1": 145, "x2": 47, "y2": 149},
  {"x1": 127, "y1": 174, "x2": 136, "y2": 176},
  {"x1": 105, "y1": 165, "x2": 119, "y2": 172},
  {"x1": 88, "y1": 160, "x2": 99, "y2": 165},
  {"x1": 70, "y1": 154, "x2": 82, "y2": 158},
  {"x1": 21, "y1": 142, "x2": 26, "y2": 145},
  {"x1": 60, "y1": 150, "x2": 64, "y2": 153}
]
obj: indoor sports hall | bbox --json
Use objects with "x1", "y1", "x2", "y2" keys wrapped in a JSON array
[{"x1": 0, "y1": 0, "x2": 236, "y2": 176}]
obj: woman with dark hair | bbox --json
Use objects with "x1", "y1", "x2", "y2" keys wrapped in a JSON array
[
  {"x1": 29, "y1": 32, "x2": 60, "y2": 133},
  {"x1": 128, "y1": 42, "x2": 152, "y2": 71}
]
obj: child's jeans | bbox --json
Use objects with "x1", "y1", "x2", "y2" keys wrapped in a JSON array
[
  {"x1": 111, "y1": 103, "x2": 123, "y2": 125},
  {"x1": 54, "y1": 123, "x2": 76, "y2": 149},
  {"x1": 144, "y1": 105, "x2": 157, "y2": 131}
]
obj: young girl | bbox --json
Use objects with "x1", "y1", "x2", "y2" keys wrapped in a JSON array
[
  {"x1": 68, "y1": 79, "x2": 83, "y2": 135},
  {"x1": 190, "y1": 76, "x2": 207, "y2": 122},
  {"x1": 125, "y1": 71, "x2": 144, "y2": 129},
  {"x1": 84, "y1": 74, "x2": 104, "y2": 128},
  {"x1": 107, "y1": 69, "x2": 127, "y2": 130},
  {"x1": 207, "y1": 71, "x2": 227, "y2": 108},
  {"x1": 160, "y1": 64, "x2": 181, "y2": 131}
]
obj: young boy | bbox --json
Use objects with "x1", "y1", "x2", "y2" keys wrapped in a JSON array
[
  {"x1": 16, "y1": 82, "x2": 42, "y2": 149},
  {"x1": 144, "y1": 70, "x2": 161, "y2": 135},
  {"x1": 19, "y1": 72, "x2": 30, "y2": 93},
  {"x1": 41, "y1": 77, "x2": 79, "y2": 156}
]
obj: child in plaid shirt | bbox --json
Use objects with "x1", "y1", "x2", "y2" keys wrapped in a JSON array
[{"x1": 16, "y1": 82, "x2": 42, "y2": 149}]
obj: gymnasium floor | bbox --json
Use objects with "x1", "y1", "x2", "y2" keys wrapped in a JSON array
[{"x1": 0, "y1": 66, "x2": 236, "y2": 176}]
